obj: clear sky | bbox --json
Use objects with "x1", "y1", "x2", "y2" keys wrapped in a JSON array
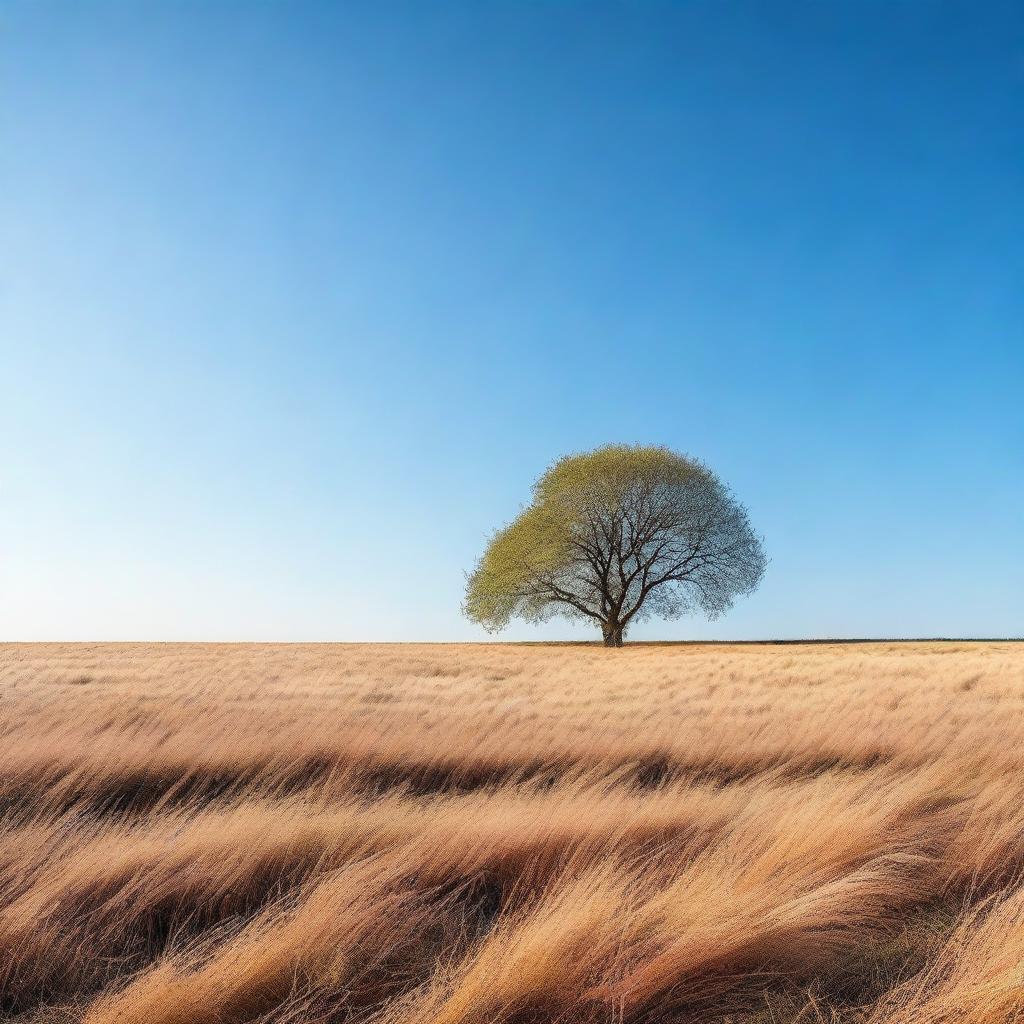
[{"x1": 2, "y1": 1, "x2": 1021, "y2": 641}]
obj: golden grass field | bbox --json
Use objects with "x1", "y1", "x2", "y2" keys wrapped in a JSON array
[{"x1": 1, "y1": 641, "x2": 1023, "y2": 1024}]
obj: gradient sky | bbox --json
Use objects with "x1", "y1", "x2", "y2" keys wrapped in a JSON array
[{"x1": 2, "y1": 1, "x2": 1022, "y2": 641}]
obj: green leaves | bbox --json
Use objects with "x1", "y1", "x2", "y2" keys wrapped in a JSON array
[{"x1": 464, "y1": 505, "x2": 573, "y2": 630}]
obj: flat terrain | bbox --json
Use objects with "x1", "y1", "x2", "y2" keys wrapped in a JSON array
[{"x1": 1, "y1": 641, "x2": 1023, "y2": 1023}]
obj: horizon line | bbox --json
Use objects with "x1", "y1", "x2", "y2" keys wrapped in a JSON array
[{"x1": 1, "y1": 637, "x2": 1021, "y2": 646}]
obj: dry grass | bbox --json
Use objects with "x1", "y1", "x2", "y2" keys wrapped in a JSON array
[{"x1": 0, "y1": 640, "x2": 1022, "y2": 1023}]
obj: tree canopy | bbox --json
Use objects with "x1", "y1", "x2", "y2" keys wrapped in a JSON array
[{"x1": 464, "y1": 445, "x2": 766, "y2": 646}]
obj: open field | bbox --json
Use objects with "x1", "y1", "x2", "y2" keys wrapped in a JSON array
[{"x1": 0, "y1": 641, "x2": 1023, "y2": 1023}]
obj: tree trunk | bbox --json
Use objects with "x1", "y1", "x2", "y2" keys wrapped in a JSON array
[{"x1": 602, "y1": 623, "x2": 625, "y2": 647}]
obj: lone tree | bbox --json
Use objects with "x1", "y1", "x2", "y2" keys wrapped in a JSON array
[{"x1": 464, "y1": 445, "x2": 766, "y2": 646}]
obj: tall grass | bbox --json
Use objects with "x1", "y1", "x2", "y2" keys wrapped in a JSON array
[{"x1": 0, "y1": 640, "x2": 1021, "y2": 1022}]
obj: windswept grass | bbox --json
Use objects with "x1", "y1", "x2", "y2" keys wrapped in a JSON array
[{"x1": 0, "y1": 640, "x2": 1021, "y2": 1022}]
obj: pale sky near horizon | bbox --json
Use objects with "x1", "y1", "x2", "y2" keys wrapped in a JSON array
[{"x1": 2, "y1": 1, "x2": 1022, "y2": 642}]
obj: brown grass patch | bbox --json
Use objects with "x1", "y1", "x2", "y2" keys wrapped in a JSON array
[{"x1": 0, "y1": 641, "x2": 1021, "y2": 1022}]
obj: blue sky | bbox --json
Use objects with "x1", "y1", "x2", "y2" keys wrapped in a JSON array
[{"x1": 2, "y1": 1, "x2": 1021, "y2": 641}]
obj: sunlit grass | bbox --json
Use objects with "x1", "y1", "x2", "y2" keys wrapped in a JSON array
[{"x1": 0, "y1": 640, "x2": 1021, "y2": 1022}]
